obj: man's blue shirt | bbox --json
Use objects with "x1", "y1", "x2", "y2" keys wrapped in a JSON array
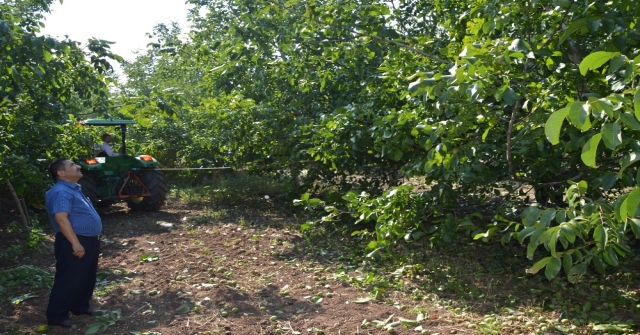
[{"x1": 45, "y1": 180, "x2": 102, "y2": 236}]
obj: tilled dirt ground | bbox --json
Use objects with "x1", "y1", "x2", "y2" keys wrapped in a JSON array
[{"x1": 0, "y1": 200, "x2": 465, "y2": 335}]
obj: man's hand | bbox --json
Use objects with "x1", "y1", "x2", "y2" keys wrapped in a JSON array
[{"x1": 72, "y1": 243, "x2": 86, "y2": 258}]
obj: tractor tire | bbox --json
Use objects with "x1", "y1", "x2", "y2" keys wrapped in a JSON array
[
  {"x1": 127, "y1": 168, "x2": 168, "y2": 211},
  {"x1": 78, "y1": 171, "x2": 99, "y2": 207}
]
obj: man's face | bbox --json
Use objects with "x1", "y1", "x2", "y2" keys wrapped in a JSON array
[
  {"x1": 104, "y1": 135, "x2": 112, "y2": 143},
  {"x1": 60, "y1": 160, "x2": 83, "y2": 181}
]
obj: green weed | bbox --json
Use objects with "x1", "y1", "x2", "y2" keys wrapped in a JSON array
[{"x1": 0, "y1": 265, "x2": 51, "y2": 311}]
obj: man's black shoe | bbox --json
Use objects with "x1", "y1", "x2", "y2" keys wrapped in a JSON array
[
  {"x1": 48, "y1": 319, "x2": 80, "y2": 328},
  {"x1": 78, "y1": 309, "x2": 107, "y2": 317}
]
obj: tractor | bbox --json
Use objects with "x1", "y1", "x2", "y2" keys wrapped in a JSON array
[{"x1": 76, "y1": 119, "x2": 168, "y2": 211}]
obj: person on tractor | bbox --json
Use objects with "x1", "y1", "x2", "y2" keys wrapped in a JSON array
[{"x1": 97, "y1": 133, "x2": 119, "y2": 157}]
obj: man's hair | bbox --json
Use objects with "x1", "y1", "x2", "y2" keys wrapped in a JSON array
[
  {"x1": 48, "y1": 158, "x2": 69, "y2": 181},
  {"x1": 102, "y1": 133, "x2": 111, "y2": 140}
]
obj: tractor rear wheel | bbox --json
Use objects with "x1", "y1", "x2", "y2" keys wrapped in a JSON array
[{"x1": 127, "y1": 168, "x2": 168, "y2": 211}]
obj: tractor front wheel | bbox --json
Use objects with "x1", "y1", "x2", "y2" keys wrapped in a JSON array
[{"x1": 127, "y1": 169, "x2": 168, "y2": 211}]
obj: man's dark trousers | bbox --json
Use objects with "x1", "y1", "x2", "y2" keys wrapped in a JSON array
[{"x1": 46, "y1": 233, "x2": 100, "y2": 323}]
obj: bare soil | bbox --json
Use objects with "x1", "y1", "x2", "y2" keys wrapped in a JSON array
[{"x1": 0, "y1": 198, "x2": 465, "y2": 335}]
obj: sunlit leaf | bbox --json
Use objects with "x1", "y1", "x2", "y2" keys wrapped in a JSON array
[
  {"x1": 581, "y1": 133, "x2": 601, "y2": 167},
  {"x1": 545, "y1": 107, "x2": 569, "y2": 144},
  {"x1": 579, "y1": 51, "x2": 618, "y2": 76},
  {"x1": 568, "y1": 102, "x2": 591, "y2": 131}
]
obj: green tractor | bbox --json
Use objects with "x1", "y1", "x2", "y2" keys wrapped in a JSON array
[{"x1": 76, "y1": 119, "x2": 168, "y2": 211}]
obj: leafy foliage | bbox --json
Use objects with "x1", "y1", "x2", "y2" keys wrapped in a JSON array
[
  {"x1": 0, "y1": 0, "x2": 119, "y2": 203},
  {"x1": 109, "y1": 0, "x2": 640, "y2": 280},
  {"x1": 4, "y1": 0, "x2": 640, "y2": 281}
]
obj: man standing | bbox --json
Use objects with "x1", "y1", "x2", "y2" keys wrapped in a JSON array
[
  {"x1": 99, "y1": 133, "x2": 119, "y2": 156},
  {"x1": 46, "y1": 158, "x2": 105, "y2": 328}
]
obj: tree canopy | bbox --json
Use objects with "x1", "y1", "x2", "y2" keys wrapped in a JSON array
[
  {"x1": 1, "y1": 0, "x2": 120, "y2": 200},
  {"x1": 3, "y1": 0, "x2": 640, "y2": 280}
]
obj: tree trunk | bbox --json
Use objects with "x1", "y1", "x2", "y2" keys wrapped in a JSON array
[{"x1": 5, "y1": 179, "x2": 30, "y2": 231}]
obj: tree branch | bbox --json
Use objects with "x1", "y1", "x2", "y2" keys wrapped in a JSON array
[{"x1": 363, "y1": 34, "x2": 450, "y2": 64}]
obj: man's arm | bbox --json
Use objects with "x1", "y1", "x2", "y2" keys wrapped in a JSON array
[{"x1": 54, "y1": 212, "x2": 86, "y2": 258}]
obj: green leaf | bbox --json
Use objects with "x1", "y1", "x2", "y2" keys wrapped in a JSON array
[
  {"x1": 617, "y1": 151, "x2": 640, "y2": 178},
  {"x1": 593, "y1": 324, "x2": 628, "y2": 332},
  {"x1": 581, "y1": 133, "x2": 601, "y2": 167},
  {"x1": 548, "y1": 229, "x2": 559, "y2": 258},
  {"x1": 35, "y1": 325, "x2": 49, "y2": 333},
  {"x1": 635, "y1": 87, "x2": 640, "y2": 121},
  {"x1": 602, "y1": 246, "x2": 619, "y2": 266},
  {"x1": 559, "y1": 18, "x2": 586, "y2": 44},
  {"x1": 619, "y1": 112, "x2": 640, "y2": 130},
  {"x1": 545, "y1": 107, "x2": 569, "y2": 144},
  {"x1": 567, "y1": 262, "x2": 586, "y2": 283},
  {"x1": 600, "y1": 123, "x2": 621, "y2": 150},
  {"x1": 508, "y1": 39, "x2": 529, "y2": 52},
  {"x1": 539, "y1": 226, "x2": 560, "y2": 258},
  {"x1": 517, "y1": 226, "x2": 538, "y2": 243},
  {"x1": 527, "y1": 241, "x2": 539, "y2": 260},
  {"x1": 545, "y1": 257, "x2": 562, "y2": 280},
  {"x1": 579, "y1": 51, "x2": 618, "y2": 76},
  {"x1": 593, "y1": 224, "x2": 607, "y2": 250},
  {"x1": 629, "y1": 219, "x2": 640, "y2": 238},
  {"x1": 592, "y1": 253, "x2": 606, "y2": 274},
  {"x1": 43, "y1": 50, "x2": 53, "y2": 62},
  {"x1": 577, "y1": 180, "x2": 588, "y2": 195},
  {"x1": 568, "y1": 102, "x2": 591, "y2": 131},
  {"x1": 592, "y1": 98, "x2": 615, "y2": 116},
  {"x1": 624, "y1": 188, "x2": 640, "y2": 218},
  {"x1": 539, "y1": 210, "x2": 556, "y2": 228},
  {"x1": 85, "y1": 323, "x2": 102, "y2": 335},
  {"x1": 522, "y1": 206, "x2": 542, "y2": 226},
  {"x1": 503, "y1": 87, "x2": 517, "y2": 105},
  {"x1": 562, "y1": 253, "x2": 573, "y2": 275},
  {"x1": 607, "y1": 55, "x2": 626, "y2": 75},
  {"x1": 616, "y1": 194, "x2": 629, "y2": 221},
  {"x1": 500, "y1": 233, "x2": 513, "y2": 245},
  {"x1": 560, "y1": 224, "x2": 576, "y2": 244},
  {"x1": 526, "y1": 256, "x2": 551, "y2": 275},
  {"x1": 594, "y1": 173, "x2": 617, "y2": 190},
  {"x1": 397, "y1": 317, "x2": 419, "y2": 326},
  {"x1": 176, "y1": 304, "x2": 191, "y2": 314}
]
